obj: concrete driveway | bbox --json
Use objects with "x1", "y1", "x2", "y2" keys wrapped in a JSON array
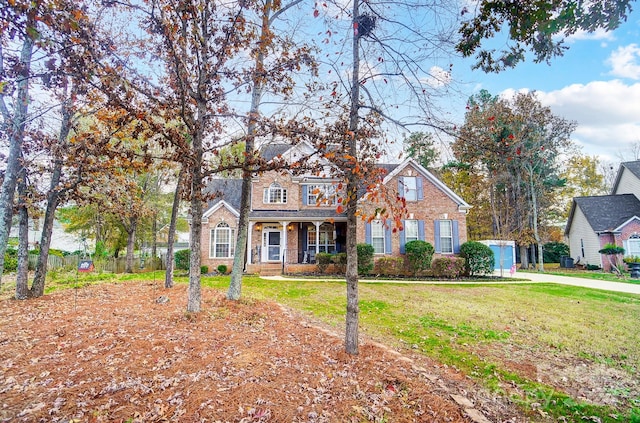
[
  {"x1": 264, "y1": 271, "x2": 640, "y2": 295},
  {"x1": 512, "y1": 270, "x2": 640, "y2": 295}
]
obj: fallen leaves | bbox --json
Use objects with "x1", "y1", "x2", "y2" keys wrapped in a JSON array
[{"x1": 0, "y1": 282, "x2": 489, "y2": 422}]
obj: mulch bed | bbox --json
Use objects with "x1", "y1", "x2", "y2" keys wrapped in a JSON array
[{"x1": 0, "y1": 282, "x2": 526, "y2": 422}]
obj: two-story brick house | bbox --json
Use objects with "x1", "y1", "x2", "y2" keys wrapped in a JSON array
[{"x1": 200, "y1": 142, "x2": 471, "y2": 274}]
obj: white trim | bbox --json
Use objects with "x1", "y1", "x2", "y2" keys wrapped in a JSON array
[
  {"x1": 203, "y1": 200, "x2": 240, "y2": 219},
  {"x1": 613, "y1": 215, "x2": 640, "y2": 232},
  {"x1": 382, "y1": 158, "x2": 471, "y2": 210}
]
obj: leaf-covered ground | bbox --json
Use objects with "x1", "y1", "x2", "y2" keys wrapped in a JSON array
[{"x1": 0, "y1": 282, "x2": 526, "y2": 422}]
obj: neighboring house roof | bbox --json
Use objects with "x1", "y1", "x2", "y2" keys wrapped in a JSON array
[
  {"x1": 566, "y1": 194, "x2": 640, "y2": 235},
  {"x1": 611, "y1": 160, "x2": 640, "y2": 194}
]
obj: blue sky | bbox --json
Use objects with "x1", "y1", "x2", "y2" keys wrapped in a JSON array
[{"x1": 453, "y1": 5, "x2": 640, "y2": 164}]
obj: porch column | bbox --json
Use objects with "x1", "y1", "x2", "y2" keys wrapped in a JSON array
[
  {"x1": 281, "y1": 221, "x2": 289, "y2": 262},
  {"x1": 247, "y1": 221, "x2": 254, "y2": 265},
  {"x1": 314, "y1": 221, "x2": 321, "y2": 255}
]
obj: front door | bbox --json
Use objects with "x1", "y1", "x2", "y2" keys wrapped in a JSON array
[{"x1": 264, "y1": 230, "x2": 281, "y2": 262}]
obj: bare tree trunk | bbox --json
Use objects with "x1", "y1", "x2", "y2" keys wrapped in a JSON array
[
  {"x1": 0, "y1": 32, "x2": 34, "y2": 281},
  {"x1": 165, "y1": 166, "x2": 185, "y2": 288},
  {"x1": 519, "y1": 244, "x2": 529, "y2": 269},
  {"x1": 228, "y1": 0, "x2": 274, "y2": 300},
  {"x1": 125, "y1": 220, "x2": 137, "y2": 273},
  {"x1": 151, "y1": 212, "x2": 158, "y2": 260},
  {"x1": 344, "y1": 0, "x2": 361, "y2": 355},
  {"x1": 15, "y1": 170, "x2": 29, "y2": 300},
  {"x1": 31, "y1": 99, "x2": 72, "y2": 297},
  {"x1": 528, "y1": 167, "x2": 544, "y2": 272},
  {"x1": 187, "y1": 134, "x2": 204, "y2": 313}
]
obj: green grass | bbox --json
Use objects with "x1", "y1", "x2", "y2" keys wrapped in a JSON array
[
  {"x1": 199, "y1": 275, "x2": 640, "y2": 422},
  {"x1": 3, "y1": 270, "x2": 639, "y2": 422}
]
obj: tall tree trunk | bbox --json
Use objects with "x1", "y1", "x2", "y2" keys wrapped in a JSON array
[
  {"x1": 228, "y1": 0, "x2": 273, "y2": 300},
  {"x1": 528, "y1": 167, "x2": 544, "y2": 272},
  {"x1": 519, "y1": 244, "x2": 529, "y2": 269},
  {"x1": 187, "y1": 132, "x2": 204, "y2": 313},
  {"x1": 165, "y1": 166, "x2": 185, "y2": 288},
  {"x1": 15, "y1": 169, "x2": 29, "y2": 300},
  {"x1": 125, "y1": 219, "x2": 137, "y2": 273},
  {"x1": 0, "y1": 31, "x2": 34, "y2": 281},
  {"x1": 151, "y1": 212, "x2": 158, "y2": 261},
  {"x1": 344, "y1": 0, "x2": 361, "y2": 355},
  {"x1": 31, "y1": 99, "x2": 72, "y2": 297}
]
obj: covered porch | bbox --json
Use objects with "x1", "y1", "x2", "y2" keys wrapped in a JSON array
[{"x1": 246, "y1": 219, "x2": 347, "y2": 267}]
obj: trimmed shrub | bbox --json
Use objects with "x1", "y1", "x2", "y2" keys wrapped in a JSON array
[
  {"x1": 174, "y1": 249, "x2": 190, "y2": 270},
  {"x1": 201, "y1": 265, "x2": 209, "y2": 274},
  {"x1": 543, "y1": 242, "x2": 569, "y2": 263},
  {"x1": 332, "y1": 253, "x2": 347, "y2": 273},
  {"x1": 405, "y1": 240, "x2": 434, "y2": 275},
  {"x1": 3, "y1": 247, "x2": 18, "y2": 273},
  {"x1": 316, "y1": 252, "x2": 332, "y2": 273},
  {"x1": 459, "y1": 241, "x2": 494, "y2": 276},
  {"x1": 374, "y1": 257, "x2": 404, "y2": 276},
  {"x1": 357, "y1": 243, "x2": 375, "y2": 275},
  {"x1": 217, "y1": 264, "x2": 228, "y2": 274},
  {"x1": 431, "y1": 257, "x2": 465, "y2": 279}
]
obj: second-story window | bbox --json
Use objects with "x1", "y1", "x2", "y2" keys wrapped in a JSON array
[
  {"x1": 264, "y1": 182, "x2": 287, "y2": 204},
  {"x1": 398, "y1": 176, "x2": 422, "y2": 201},
  {"x1": 306, "y1": 184, "x2": 337, "y2": 206}
]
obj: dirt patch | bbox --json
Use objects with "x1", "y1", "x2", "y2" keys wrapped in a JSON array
[
  {"x1": 0, "y1": 282, "x2": 527, "y2": 422},
  {"x1": 471, "y1": 343, "x2": 640, "y2": 409}
]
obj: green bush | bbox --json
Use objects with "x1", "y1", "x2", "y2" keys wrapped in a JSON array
[
  {"x1": 598, "y1": 243, "x2": 624, "y2": 255},
  {"x1": 332, "y1": 253, "x2": 347, "y2": 273},
  {"x1": 459, "y1": 241, "x2": 494, "y2": 276},
  {"x1": 316, "y1": 252, "x2": 332, "y2": 273},
  {"x1": 3, "y1": 247, "x2": 18, "y2": 273},
  {"x1": 431, "y1": 257, "x2": 465, "y2": 279},
  {"x1": 217, "y1": 264, "x2": 228, "y2": 274},
  {"x1": 201, "y1": 265, "x2": 209, "y2": 274},
  {"x1": 405, "y1": 240, "x2": 434, "y2": 275},
  {"x1": 357, "y1": 243, "x2": 375, "y2": 275},
  {"x1": 174, "y1": 249, "x2": 190, "y2": 270},
  {"x1": 374, "y1": 257, "x2": 404, "y2": 276},
  {"x1": 543, "y1": 242, "x2": 569, "y2": 263}
]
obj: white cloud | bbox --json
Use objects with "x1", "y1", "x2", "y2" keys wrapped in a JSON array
[
  {"x1": 422, "y1": 66, "x2": 452, "y2": 88},
  {"x1": 565, "y1": 28, "x2": 616, "y2": 43},
  {"x1": 606, "y1": 44, "x2": 640, "y2": 79},
  {"x1": 531, "y1": 80, "x2": 640, "y2": 158}
]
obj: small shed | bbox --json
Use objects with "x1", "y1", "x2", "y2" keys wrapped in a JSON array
[{"x1": 478, "y1": 240, "x2": 516, "y2": 273}]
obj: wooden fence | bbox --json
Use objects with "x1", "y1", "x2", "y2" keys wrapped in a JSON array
[{"x1": 27, "y1": 254, "x2": 167, "y2": 274}]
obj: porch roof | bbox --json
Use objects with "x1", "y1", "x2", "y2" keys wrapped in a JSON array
[{"x1": 250, "y1": 209, "x2": 346, "y2": 221}]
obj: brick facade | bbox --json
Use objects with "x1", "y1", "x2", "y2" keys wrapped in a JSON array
[{"x1": 199, "y1": 156, "x2": 470, "y2": 273}]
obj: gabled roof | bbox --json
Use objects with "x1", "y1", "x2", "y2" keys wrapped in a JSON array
[
  {"x1": 611, "y1": 160, "x2": 640, "y2": 194},
  {"x1": 260, "y1": 144, "x2": 292, "y2": 162},
  {"x1": 382, "y1": 158, "x2": 471, "y2": 210},
  {"x1": 204, "y1": 178, "x2": 243, "y2": 212},
  {"x1": 566, "y1": 194, "x2": 640, "y2": 235}
]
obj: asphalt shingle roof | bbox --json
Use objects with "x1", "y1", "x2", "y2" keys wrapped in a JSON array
[
  {"x1": 622, "y1": 161, "x2": 640, "y2": 180},
  {"x1": 575, "y1": 194, "x2": 640, "y2": 232},
  {"x1": 204, "y1": 178, "x2": 243, "y2": 211}
]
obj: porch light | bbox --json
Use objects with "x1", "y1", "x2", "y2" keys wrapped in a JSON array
[
  {"x1": 287, "y1": 223, "x2": 294, "y2": 232},
  {"x1": 255, "y1": 223, "x2": 262, "y2": 231}
]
